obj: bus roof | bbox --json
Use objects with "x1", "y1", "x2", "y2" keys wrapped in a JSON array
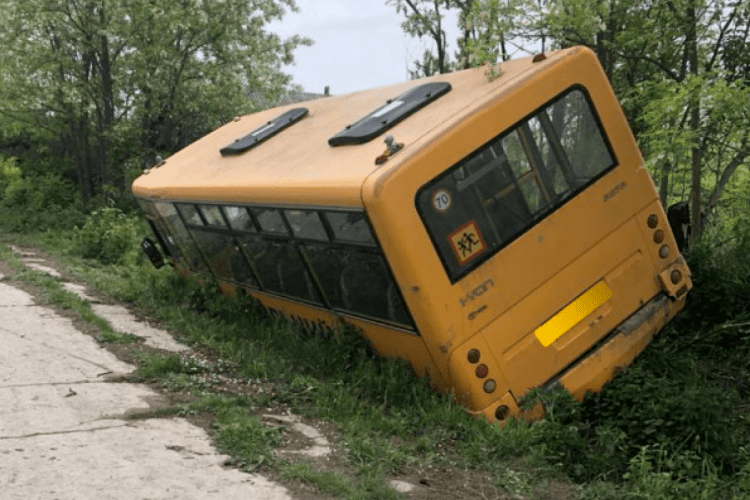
[{"x1": 132, "y1": 48, "x2": 580, "y2": 207}]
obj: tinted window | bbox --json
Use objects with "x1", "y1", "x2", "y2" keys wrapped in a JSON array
[
  {"x1": 200, "y1": 205, "x2": 226, "y2": 227},
  {"x1": 223, "y1": 206, "x2": 256, "y2": 232},
  {"x1": 326, "y1": 212, "x2": 375, "y2": 244},
  {"x1": 285, "y1": 210, "x2": 328, "y2": 241},
  {"x1": 189, "y1": 229, "x2": 257, "y2": 286},
  {"x1": 304, "y1": 243, "x2": 411, "y2": 326},
  {"x1": 177, "y1": 203, "x2": 203, "y2": 225},
  {"x1": 417, "y1": 87, "x2": 615, "y2": 282},
  {"x1": 251, "y1": 208, "x2": 288, "y2": 234},
  {"x1": 239, "y1": 235, "x2": 321, "y2": 303},
  {"x1": 155, "y1": 202, "x2": 209, "y2": 273}
]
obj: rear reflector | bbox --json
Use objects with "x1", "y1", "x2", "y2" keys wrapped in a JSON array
[{"x1": 534, "y1": 281, "x2": 612, "y2": 347}]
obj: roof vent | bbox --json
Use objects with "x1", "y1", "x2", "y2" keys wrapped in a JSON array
[
  {"x1": 220, "y1": 107, "x2": 309, "y2": 156},
  {"x1": 328, "y1": 81, "x2": 451, "y2": 147}
]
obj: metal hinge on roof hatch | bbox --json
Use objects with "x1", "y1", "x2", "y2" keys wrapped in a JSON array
[
  {"x1": 220, "y1": 107, "x2": 309, "y2": 156},
  {"x1": 328, "y1": 82, "x2": 451, "y2": 147}
]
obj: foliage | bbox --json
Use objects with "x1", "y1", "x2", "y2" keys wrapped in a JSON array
[
  {"x1": 680, "y1": 216, "x2": 750, "y2": 327},
  {"x1": 0, "y1": 155, "x2": 21, "y2": 197},
  {"x1": 74, "y1": 206, "x2": 140, "y2": 264},
  {"x1": 3, "y1": 173, "x2": 79, "y2": 210},
  {"x1": 391, "y1": 0, "x2": 750, "y2": 242},
  {"x1": 0, "y1": 0, "x2": 311, "y2": 203},
  {"x1": 387, "y1": 0, "x2": 455, "y2": 76}
]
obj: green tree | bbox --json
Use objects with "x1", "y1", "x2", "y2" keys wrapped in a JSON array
[
  {"x1": 409, "y1": 0, "x2": 750, "y2": 243},
  {"x1": 387, "y1": 0, "x2": 454, "y2": 76},
  {"x1": 0, "y1": 0, "x2": 310, "y2": 204}
]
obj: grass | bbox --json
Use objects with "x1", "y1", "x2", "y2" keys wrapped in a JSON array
[{"x1": 3, "y1": 215, "x2": 750, "y2": 499}]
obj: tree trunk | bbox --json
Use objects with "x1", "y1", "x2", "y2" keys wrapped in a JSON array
[
  {"x1": 659, "y1": 160, "x2": 670, "y2": 207},
  {"x1": 686, "y1": 3, "x2": 703, "y2": 244}
]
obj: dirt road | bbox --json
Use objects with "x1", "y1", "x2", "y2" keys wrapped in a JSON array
[{"x1": 0, "y1": 249, "x2": 294, "y2": 500}]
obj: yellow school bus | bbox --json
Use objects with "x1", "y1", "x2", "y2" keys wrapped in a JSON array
[{"x1": 132, "y1": 46, "x2": 692, "y2": 423}]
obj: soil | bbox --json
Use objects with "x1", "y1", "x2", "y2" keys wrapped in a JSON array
[{"x1": 0, "y1": 243, "x2": 577, "y2": 500}]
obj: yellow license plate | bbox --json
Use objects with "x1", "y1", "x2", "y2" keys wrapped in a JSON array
[{"x1": 534, "y1": 281, "x2": 612, "y2": 347}]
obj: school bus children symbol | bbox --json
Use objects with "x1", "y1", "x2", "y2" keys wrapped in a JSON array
[{"x1": 448, "y1": 220, "x2": 486, "y2": 265}]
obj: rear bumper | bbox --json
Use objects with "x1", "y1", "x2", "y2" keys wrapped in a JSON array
[
  {"x1": 471, "y1": 292, "x2": 686, "y2": 423},
  {"x1": 555, "y1": 292, "x2": 681, "y2": 400}
]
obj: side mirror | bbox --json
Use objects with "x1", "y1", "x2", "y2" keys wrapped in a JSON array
[{"x1": 141, "y1": 237, "x2": 165, "y2": 269}]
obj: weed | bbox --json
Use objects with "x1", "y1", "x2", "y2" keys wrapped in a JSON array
[
  {"x1": 279, "y1": 461, "x2": 356, "y2": 497},
  {"x1": 95, "y1": 330, "x2": 140, "y2": 345},
  {"x1": 213, "y1": 408, "x2": 282, "y2": 471}
]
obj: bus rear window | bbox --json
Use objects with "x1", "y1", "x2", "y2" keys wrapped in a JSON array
[{"x1": 417, "y1": 87, "x2": 616, "y2": 282}]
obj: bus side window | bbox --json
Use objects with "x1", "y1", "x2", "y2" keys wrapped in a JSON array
[
  {"x1": 177, "y1": 203, "x2": 203, "y2": 226},
  {"x1": 156, "y1": 202, "x2": 210, "y2": 273},
  {"x1": 223, "y1": 206, "x2": 256, "y2": 232},
  {"x1": 303, "y1": 243, "x2": 411, "y2": 326},
  {"x1": 285, "y1": 210, "x2": 328, "y2": 241},
  {"x1": 250, "y1": 208, "x2": 288, "y2": 234},
  {"x1": 325, "y1": 212, "x2": 376, "y2": 245},
  {"x1": 189, "y1": 228, "x2": 258, "y2": 287},
  {"x1": 199, "y1": 205, "x2": 227, "y2": 227},
  {"x1": 239, "y1": 234, "x2": 322, "y2": 304}
]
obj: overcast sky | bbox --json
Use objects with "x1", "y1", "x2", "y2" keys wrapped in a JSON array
[{"x1": 268, "y1": 0, "x2": 461, "y2": 95}]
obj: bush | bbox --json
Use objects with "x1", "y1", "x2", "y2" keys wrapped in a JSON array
[
  {"x1": 523, "y1": 387, "x2": 628, "y2": 482},
  {"x1": 74, "y1": 206, "x2": 140, "y2": 264},
  {"x1": 582, "y1": 355, "x2": 741, "y2": 466},
  {"x1": 3, "y1": 173, "x2": 79, "y2": 210},
  {"x1": 0, "y1": 156, "x2": 21, "y2": 197},
  {"x1": 682, "y1": 216, "x2": 750, "y2": 327}
]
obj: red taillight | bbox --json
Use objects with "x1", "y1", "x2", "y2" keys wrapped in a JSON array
[
  {"x1": 653, "y1": 229, "x2": 665, "y2": 244},
  {"x1": 475, "y1": 364, "x2": 489, "y2": 378}
]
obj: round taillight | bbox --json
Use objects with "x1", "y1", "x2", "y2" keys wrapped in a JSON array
[
  {"x1": 483, "y1": 379, "x2": 496, "y2": 393},
  {"x1": 475, "y1": 364, "x2": 489, "y2": 378},
  {"x1": 495, "y1": 405, "x2": 510, "y2": 421},
  {"x1": 653, "y1": 229, "x2": 665, "y2": 244},
  {"x1": 671, "y1": 270, "x2": 682, "y2": 284},
  {"x1": 647, "y1": 214, "x2": 658, "y2": 228},
  {"x1": 659, "y1": 245, "x2": 670, "y2": 259},
  {"x1": 467, "y1": 349, "x2": 480, "y2": 364}
]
